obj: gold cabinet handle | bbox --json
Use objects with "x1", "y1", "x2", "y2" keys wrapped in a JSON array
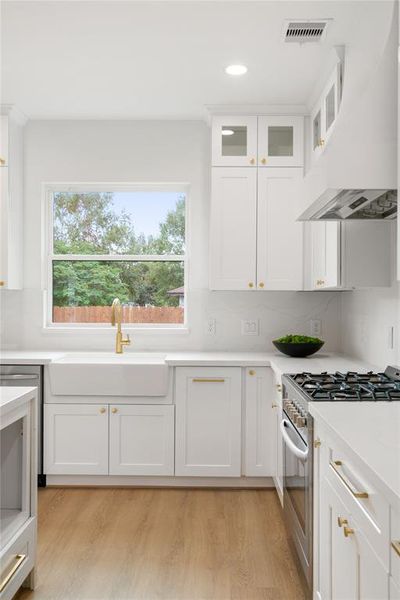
[
  {"x1": 99, "y1": 407, "x2": 106, "y2": 414},
  {"x1": 111, "y1": 407, "x2": 118, "y2": 413},
  {"x1": 260, "y1": 158, "x2": 267, "y2": 165},
  {"x1": 249, "y1": 158, "x2": 255, "y2": 165},
  {"x1": 344, "y1": 526, "x2": 354, "y2": 538},
  {"x1": 337, "y1": 516, "x2": 348, "y2": 528},
  {"x1": 0, "y1": 554, "x2": 26, "y2": 592},
  {"x1": 0, "y1": 157, "x2": 6, "y2": 166},
  {"x1": 248, "y1": 282, "x2": 254, "y2": 288},
  {"x1": 330, "y1": 460, "x2": 369, "y2": 499},
  {"x1": 314, "y1": 438, "x2": 321, "y2": 448},
  {"x1": 391, "y1": 541, "x2": 400, "y2": 557},
  {"x1": 193, "y1": 378, "x2": 225, "y2": 383},
  {"x1": 258, "y1": 282, "x2": 265, "y2": 288},
  {"x1": 249, "y1": 370, "x2": 256, "y2": 376}
]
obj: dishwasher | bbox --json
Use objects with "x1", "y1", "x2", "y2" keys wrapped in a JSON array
[{"x1": 0, "y1": 364, "x2": 45, "y2": 486}]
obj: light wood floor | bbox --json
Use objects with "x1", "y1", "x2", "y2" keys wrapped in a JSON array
[{"x1": 17, "y1": 487, "x2": 306, "y2": 600}]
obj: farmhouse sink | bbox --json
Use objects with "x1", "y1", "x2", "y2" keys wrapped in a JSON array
[{"x1": 48, "y1": 352, "x2": 169, "y2": 396}]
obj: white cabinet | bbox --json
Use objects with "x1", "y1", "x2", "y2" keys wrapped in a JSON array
[
  {"x1": 175, "y1": 368, "x2": 241, "y2": 477},
  {"x1": 211, "y1": 116, "x2": 257, "y2": 167},
  {"x1": 244, "y1": 367, "x2": 274, "y2": 477},
  {"x1": 109, "y1": 405, "x2": 174, "y2": 476},
  {"x1": 271, "y1": 375, "x2": 283, "y2": 505},
  {"x1": 210, "y1": 167, "x2": 303, "y2": 291},
  {"x1": 210, "y1": 168, "x2": 257, "y2": 290},
  {"x1": 309, "y1": 220, "x2": 392, "y2": 290},
  {"x1": 44, "y1": 404, "x2": 109, "y2": 475},
  {"x1": 257, "y1": 168, "x2": 303, "y2": 290},
  {"x1": 258, "y1": 116, "x2": 304, "y2": 167},
  {"x1": 391, "y1": 577, "x2": 400, "y2": 600},
  {"x1": 0, "y1": 107, "x2": 25, "y2": 290},
  {"x1": 311, "y1": 62, "x2": 343, "y2": 160}
]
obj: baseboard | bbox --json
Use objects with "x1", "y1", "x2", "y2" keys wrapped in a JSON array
[{"x1": 46, "y1": 475, "x2": 275, "y2": 488}]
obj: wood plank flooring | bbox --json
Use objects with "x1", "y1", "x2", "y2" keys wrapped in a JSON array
[{"x1": 17, "y1": 488, "x2": 306, "y2": 600}]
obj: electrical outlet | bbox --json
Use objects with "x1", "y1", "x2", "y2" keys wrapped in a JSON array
[
  {"x1": 241, "y1": 319, "x2": 259, "y2": 336},
  {"x1": 387, "y1": 325, "x2": 396, "y2": 350},
  {"x1": 206, "y1": 318, "x2": 216, "y2": 336},
  {"x1": 310, "y1": 319, "x2": 322, "y2": 337}
]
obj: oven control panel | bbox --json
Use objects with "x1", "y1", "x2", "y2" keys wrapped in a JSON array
[{"x1": 283, "y1": 398, "x2": 307, "y2": 428}]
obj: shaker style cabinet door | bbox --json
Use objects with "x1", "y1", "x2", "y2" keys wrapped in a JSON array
[
  {"x1": 109, "y1": 404, "x2": 174, "y2": 476},
  {"x1": 175, "y1": 368, "x2": 242, "y2": 477},
  {"x1": 44, "y1": 404, "x2": 109, "y2": 475},
  {"x1": 244, "y1": 367, "x2": 274, "y2": 477},
  {"x1": 257, "y1": 168, "x2": 303, "y2": 290},
  {"x1": 257, "y1": 116, "x2": 304, "y2": 167},
  {"x1": 210, "y1": 167, "x2": 257, "y2": 290},
  {"x1": 211, "y1": 116, "x2": 257, "y2": 167},
  {"x1": 310, "y1": 221, "x2": 341, "y2": 289}
]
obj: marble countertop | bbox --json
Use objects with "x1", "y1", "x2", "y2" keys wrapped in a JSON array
[
  {"x1": 310, "y1": 401, "x2": 400, "y2": 506},
  {"x1": 0, "y1": 386, "x2": 37, "y2": 417}
]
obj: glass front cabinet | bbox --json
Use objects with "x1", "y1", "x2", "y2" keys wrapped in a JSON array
[
  {"x1": 311, "y1": 61, "x2": 343, "y2": 160},
  {"x1": 211, "y1": 115, "x2": 304, "y2": 167}
]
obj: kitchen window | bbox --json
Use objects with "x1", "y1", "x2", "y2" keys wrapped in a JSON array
[{"x1": 45, "y1": 184, "x2": 187, "y2": 328}]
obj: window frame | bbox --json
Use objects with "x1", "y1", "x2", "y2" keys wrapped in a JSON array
[{"x1": 43, "y1": 182, "x2": 190, "y2": 332}]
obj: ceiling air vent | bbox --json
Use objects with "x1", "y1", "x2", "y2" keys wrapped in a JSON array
[{"x1": 283, "y1": 20, "x2": 330, "y2": 43}]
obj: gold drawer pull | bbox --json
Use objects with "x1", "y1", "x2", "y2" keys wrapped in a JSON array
[
  {"x1": 0, "y1": 157, "x2": 6, "y2": 166},
  {"x1": 392, "y1": 541, "x2": 400, "y2": 557},
  {"x1": 0, "y1": 554, "x2": 26, "y2": 592},
  {"x1": 330, "y1": 460, "x2": 368, "y2": 499},
  {"x1": 112, "y1": 407, "x2": 118, "y2": 413},
  {"x1": 0, "y1": 281, "x2": 5, "y2": 287},
  {"x1": 337, "y1": 516, "x2": 348, "y2": 528},
  {"x1": 249, "y1": 370, "x2": 256, "y2": 376},
  {"x1": 260, "y1": 158, "x2": 267, "y2": 165},
  {"x1": 344, "y1": 526, "x2": 354, "y2": 538},
  {"x1": 99, "y1": 407, "x2": 106, "y2": 414},
  {"x1": 193, "y1": 378, "x2": 225, "y2": 383},
  {"x1": 314, "y1": 438, "x2": 321, "y2": 448}
]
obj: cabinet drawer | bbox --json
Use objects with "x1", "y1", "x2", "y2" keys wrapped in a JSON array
[
  {"x1": 391, "y1": 507, "x2": 400, "y2": 587},
  {"x1": 0, "y1": 518, "x2": 35, "y2": 600},
  {"x1": 326, "y1": 450, "x2": 390, "y2": 570}
]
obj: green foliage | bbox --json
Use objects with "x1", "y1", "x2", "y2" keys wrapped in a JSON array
[
  {"x1": 274, "y1": 334, "x2": 324, "y2": 344},
  {"x1": 52, "y1": 192, "x2": 185, "y2": 307}
]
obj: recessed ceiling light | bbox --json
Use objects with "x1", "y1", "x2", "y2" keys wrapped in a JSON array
[
  {"x1": 225, "y1": 64, "x2": 248, "y2": 76},
  {"x1": 222, "y1": 129, "x2": 235, "y2": 136}
]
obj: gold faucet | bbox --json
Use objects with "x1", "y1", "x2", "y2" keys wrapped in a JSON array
[{"x1": 111, "y1": 298, "x2": 131, "y2": 354}]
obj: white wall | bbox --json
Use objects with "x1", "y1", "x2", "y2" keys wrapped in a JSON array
[{"x1": 1, "y1": 119, "x2": 342, "y2": 352}]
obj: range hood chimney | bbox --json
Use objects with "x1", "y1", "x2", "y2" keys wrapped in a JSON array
[{"x1": 298, "y1": 188, "x2": 397, "y2": 221}]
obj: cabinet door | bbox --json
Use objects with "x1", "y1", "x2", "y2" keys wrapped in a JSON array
[
  {"x1": 175, "y1": 367, "x2": 241, "y2": 477},
  {"x1": 390, "y1": 577, "x2": 400, "y2": 600},
  {"x1": 311, "y1": 221, "x2": 340, "y2": 289},
  {"x1": 0, "y1": 168, "x2": 9, "y2": 288},
  {"x1": 44, "y1": 404, "x2": 108, "y2": 475},
  {"x1": 257, "y1": 168, "x2": 303, "y2": 290},
  {"x1": 244, "y1": 367, "x2": 274, "y2": 476},
  {"x1": 0, "y1": 115, "x2": 9, "y2": 166},
  {"x1": 258, "y1": 116, "x2": 304, "y2": 167},
  {"x1": 109, "y1": 405, "x2": 174, "y2": 476},
  {"x1": 273, "y1": 400, "x2": 283, "y2": 505},
  {"x1": 211, "y1": 116, "x2": 257, "y2": 167},
  {"x1": 210, "y1": 167, "x2": 257, "y2": 290}
]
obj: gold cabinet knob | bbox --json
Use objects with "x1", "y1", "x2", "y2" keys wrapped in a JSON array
[
  {"x1": 319, "y1": 139, "x2": 325, "y2": 147},
  {"x1": 0, "y1": 281, "x2": 4, "y2": 287},
  {"x1": 112, "y1": 407, "x2": 118, "y2": 414},
  {"x1": 249, "y1": 369, "x2": 256, "y2": 376},
  {"x1": 261, "y1": 158, "x2": 267, "y2": 165},
  {"x1": 0, "y1": 157, "x2": 6, "y2": 166},
  {"x1": 249, "y1": 158, "x2": 255, "y2": 165},
  {"x1": 258, "y1": 282, "x2": 265, "y2": 288},
  {"x1": 248, "y1": 282, "x2": 254, "y2": 288},
  {"x1": 276, "y1": 384, "x2": 282, "y2": 392},
  {"x1": 314, "y1": 438, "x2": 321, "y2": 448},
  {"x1": 99, "y1": 407, "x2": 106, "y2": 414},
  {"x1": 316, "y1": 279, "x2": 325, "y2": 286},
  {"x1": 337, "y1": 516, "x2": 348, "y2": 528},
  {"x1": 272, "y1": 403, "x2": 279, "y2": 409},
  {"x1": 344, "y1": 526, "x2": 354, "y2": 538}
]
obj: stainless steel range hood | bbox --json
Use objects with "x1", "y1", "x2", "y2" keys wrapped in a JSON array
[{"x1": 298, "y1": 188, "x2": 397, "y2": 221}]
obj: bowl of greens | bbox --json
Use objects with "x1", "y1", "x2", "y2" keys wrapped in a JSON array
[{"x1": 273, "y1": 334, "x2": 324, "y2": 357}]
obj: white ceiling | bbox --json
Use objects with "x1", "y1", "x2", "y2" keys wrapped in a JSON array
[{"x1": 0, "y1": 0, "x2": 393, "y2": 119}]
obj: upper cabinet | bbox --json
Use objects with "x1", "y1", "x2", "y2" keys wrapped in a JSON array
[
  {"x1": 0, "y1": 106, "x2": 26, "y2": 290},
  {"x1": 311, "y1": 61, "x2": 343, "y2": 160},
  {"x1": 212, "y1": 115, "x2": 304, "y2": 167},
  {"x1": 258, "y1": 116, "x2": 304, "y2": 167}
]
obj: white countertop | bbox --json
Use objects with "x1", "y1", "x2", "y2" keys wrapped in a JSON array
[
  {"x1": 310, "y1": 401, "x2": 400, "y2": 506},
  {"x1": 0, "y1": 386, "x2": 37, "y2": 418},
  {"x1": 0, "y1": 350, "x2": 377, "y2": 378}
]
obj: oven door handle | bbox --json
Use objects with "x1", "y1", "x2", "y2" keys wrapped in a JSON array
[{"x1": 280, "y1": 419, "x2": 308, "y2": 462}]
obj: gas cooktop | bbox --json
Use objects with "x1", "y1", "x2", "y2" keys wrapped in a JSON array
[{"x1": 286, "y1": 365, "x2": 400, "y2": 401}]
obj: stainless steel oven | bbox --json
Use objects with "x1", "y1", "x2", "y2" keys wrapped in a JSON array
[{"x1": 281, "y1": 376, "x2": 313, "y2": 598}]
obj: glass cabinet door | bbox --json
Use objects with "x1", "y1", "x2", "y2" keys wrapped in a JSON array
[
  {"x1": 211, "y1": 116, "x2": 257, "y2": 167},
  {"x1": 257, "y1": 116, "x2": 304, "y2": 167}
]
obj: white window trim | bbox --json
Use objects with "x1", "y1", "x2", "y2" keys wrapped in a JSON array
[{"x1": 42, "y1": 182, "x2": 190, "y2": 332}]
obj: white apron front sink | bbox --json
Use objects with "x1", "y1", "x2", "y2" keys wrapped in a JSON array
[{"x1": 48, "y1": 353, "x2": 169, "y2": 396}]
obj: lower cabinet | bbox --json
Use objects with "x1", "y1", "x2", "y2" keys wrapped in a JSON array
[
  {"x1": 244, "y1": 367, "x2": 274, "y2": 477},
  {"x1": 175, "y1": 367, "x2": 242, "y2": 476},
  {"x1": 44, "y1": 404, "x2": 109, "y2": 475},
  {"x1": 109, "y1": 405, "x2": 174, "y2": 476},
  {"x1": 319, "y1": 478, "x2": 389, "y2": 599},
  {"x1": 45, "y1": 403, "x2": 174, "y2": 476}
]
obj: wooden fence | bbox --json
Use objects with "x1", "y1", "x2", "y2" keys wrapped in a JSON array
[{"x1": 53, "y1": 306, "x2": 184, "y2": 324}]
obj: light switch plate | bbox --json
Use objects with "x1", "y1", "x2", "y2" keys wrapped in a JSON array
[{"x1": 241, "y1": 319, "x2": 259, "y2": 336}]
